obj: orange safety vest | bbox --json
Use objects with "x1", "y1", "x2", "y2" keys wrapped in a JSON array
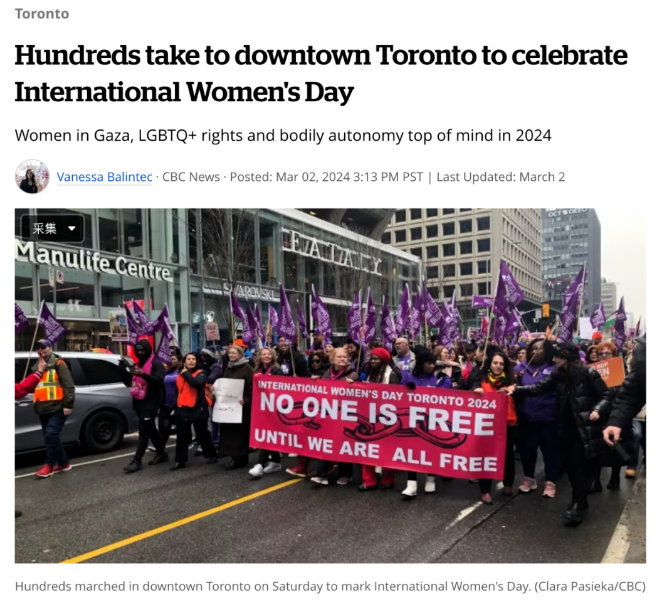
[{"x1": 33, "y1": 361, "x2": 66, "y2": 402}]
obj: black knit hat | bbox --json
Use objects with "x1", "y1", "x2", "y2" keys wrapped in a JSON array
[{"x1": 553, "y1": 342, "x2": 580, "y2": 362}]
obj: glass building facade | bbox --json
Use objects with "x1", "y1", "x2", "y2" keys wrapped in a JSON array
[{"x1": 15, "y1": 208, "x2": 421, "y2": 352}]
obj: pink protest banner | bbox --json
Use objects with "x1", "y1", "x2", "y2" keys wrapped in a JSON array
[{"x1": 250, "y1": 376, "x2": 508, "y2": 480}]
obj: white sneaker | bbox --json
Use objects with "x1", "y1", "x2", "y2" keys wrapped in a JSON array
[
  {"x1": 401, "y1": 480, "x2": 417, "y2": 499},
  {"x1": 375, "y1": 466, "x2": 383, "y2": 475},
  {"x1": 148, "y1": 445, "x2": 157, "y2": 452},
  {"x1": 248, "y1": 464, "x2": 264, "y2": 479},
  {"x1": 311, "y1": 476, "x2": 329, "y2": 486},
  {"x1": 263, "y1": 462, "x2": 281, "y2": 474},
  {"x1": 337, "y1": 477, "x2": 352, "y2": 486},
  {"x1": 288, "y1": 453, "x2": 298, "y2": 458},
  {"x1": 425, "y1": 475, "x2": 436, "y2": 493}
]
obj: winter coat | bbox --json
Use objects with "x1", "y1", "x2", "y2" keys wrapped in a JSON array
[
  {"x1": 163, "y1": 368, "x2": 180, "y2": 409},
  {"x1": 515, "y1": 366, "x2": 611, "y2": 459},
  {"x1": 218, "y1": 361, "x2": 254, "y2": 457},
  {"x1": 15, "y1": 371, "x2": 43, "y2": 399},
  {"x1": 401, "y1": 371, "x2": 452, "y2": 389},
  {"x1": 205, "y1": 361, "x2": 223, "y2": 385},
  {"x1": 365, "y1": 364, "x2": 402, "y2": 385},
  {"x1": 608, "y1": 335, "x2": 646, "y2": 429},
  {"x1": 276, "y1": 349, "x2": 310, "y2": 377},
  {"x1": 321, "y1": 367, "x2": 359, "y2": 382},
  {"x1": 255, "y1": 365, "x2": 284, "y2": 377},
  {"x1": 436, "y1": 362, "x2": 467, "y2": 390},
  {"x1": 120, "y1": 340, "x2": 165, "y2": 412},
  {"x1": 481, "y1": 380, "x2": 517, "y2": 426},
  {"x1": 175, "y1": 369, "x2": 209, "y2": 422},
  {"x1": 514, "y1": 361, "x2": 557, "y2": 422},
  {"x1": 31, "y1": 353, "x2": 76, "y2": 415}
]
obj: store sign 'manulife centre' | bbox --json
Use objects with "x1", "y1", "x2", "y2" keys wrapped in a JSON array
[
  {"x1": 15, "y1": 239, "x2": 174, "y2": 282},
  {"x1": 282, "y1": 228, "x2": 382, "y2": 275}
]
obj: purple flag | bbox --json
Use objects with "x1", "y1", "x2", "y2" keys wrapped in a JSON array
[
  {"x1": 423, "y1": 285, "x2": 443, "y2": 328},
  {"x1": 131, "y1": 300, "x2": 162, "y2": 336},
  {"x1": 242, "y1": 303, "x2": 257, "y2": 344},
  {"x1": 612, "y1": 298, "x2": 627, "y2": 350},
  {"x1": 395, "y1": 284, "x2": 411, "y2": 336},
  {"x1": 449, "y1": 291, "x2": 461, "y2": 340},
  {"x1": 268, "y1": 305, "x2": 279, "y2": 330},
  {"x1": 438, "y1": 301, "x2": 455, "y2": 347},
  {"x1": 505, "y1": 310, "x2": 524, "y2": 337},
  {"x1": 472, "y1": 296, "x2": 493, "y2": 309},
  {"x1": 493, "y1": 266, "x2": 510, "y2": 318},
  {"x1": 15, "y1": 303, "x2": 29, "y2": 333},
  {"x1": 380, "y1": 297, "x2": 396, "y2": 352},
  {"x1": 563, "y1": 267, "x2": 585, "y2": 310},
  {"x1": 37, "y1": 303, "x2": 67, "y2": 344},
  {"x1": 590, "y1": 301, "x2": 606, "y2": 330},
  {"x1": 230, "y1": 292, "x2": 246, "y2": 322},
  {"x1": 155, "y1": 328, "x2": 175, "y2": 365},
  {"x1": 278, "y1": 285, "x2": 297, "y2": 343},
  {"x1": 558, "y1": 288, "x2": 580, "y2": 343},
  {"x1": 254, "y1": 304, "x2": 265, "y2": 343},
  {"x1": 364, "y1": 289, "x2": 377, "y2": 345},
  {"x1": 311, "y1": 284, "x2": 332, "y2": 343},
  {"x1": 409, "y1": 290, "x2": 424, "y2": 338},
  {"x1": 492, "y1": 312, "x2": 509, "y2": 346},
  {"x1": 124, "y1": 303, "x2": 140, "y2": 346},
  {"x1": 348, "y1": 290, "x2": 363, "y2": 343},
  {"x1": 499, "y1": 260, "x2": 525, "y2": 308},
  {"x1": 296, "y1": 300, "x2": 309, "y2": 340}
]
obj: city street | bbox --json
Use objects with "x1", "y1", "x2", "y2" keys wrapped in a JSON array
[{"x1": 15, "y1": 438, "x2": 635, "y2": 564}]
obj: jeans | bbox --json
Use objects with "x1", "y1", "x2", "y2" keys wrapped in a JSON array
[
  {"x1": 39, "y1": 410, "x2": 69, "y2": 467},
  {"x1": 134, "y1": 408, "x2": 163, "y2": 461},
  {"x1": 519, "y1": 421, "x2": 561, "y2": 482},
  {"x1": 158, "y1": 406, "x2": 174, "y2": 449},
  {"x1": 175, "y1": 419, "x2": 215, "y2": 463},
  {"x1": 563, "y1": 420, "x2": 600, "y2": 506}
]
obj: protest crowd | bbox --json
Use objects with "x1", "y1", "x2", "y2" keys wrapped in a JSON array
[{"x1": 15, "y1": 262, "x2": 646, "y2": 528}]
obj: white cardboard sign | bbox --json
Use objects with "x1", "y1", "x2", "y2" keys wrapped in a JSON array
[{"x1": 212, "y1": 379, "x2": 244, "y2": 424}]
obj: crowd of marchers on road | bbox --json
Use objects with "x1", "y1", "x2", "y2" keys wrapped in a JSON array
[{"x1": 16, "y1": 331, "x2": 646, "y2": 528}]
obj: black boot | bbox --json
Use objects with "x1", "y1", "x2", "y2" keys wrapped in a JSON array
[
  {"x1": 124, "y1": 459, "x2": 143, "y2": 474},
  {"x1": 607, "y1": 477, "x2": 621, "y2": 490},
  {"x1": 563, "y1": 502, "x2": 587, "y2": 526},
  {"x1": 148, "y1": 453, "x2": 169, "y2": 466},
  {"x1": 170, "y1": 462, "x2": 186, "y2": 471},
  {"x1": 588, "y1": 479, "x2": 602, "y2": 494},
  {"x1": 15, "y1": 510, "x2": 22, "y2": 518}
]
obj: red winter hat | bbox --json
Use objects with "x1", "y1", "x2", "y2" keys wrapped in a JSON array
[
  {"x1": 370, "y1": 347, "x2": 392, "y2": 364},
  {"x1": 592, "y1": 332, "x2": 603, "y2": 341}
]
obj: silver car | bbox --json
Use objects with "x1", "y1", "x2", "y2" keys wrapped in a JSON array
[{"x1": 15, "y1": 352, "x2": 139, "y2": 454}]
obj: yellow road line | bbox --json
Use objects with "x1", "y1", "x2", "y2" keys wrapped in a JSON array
[{"x1": 60, "y1": 478, "x2": 301, "y2": 563}]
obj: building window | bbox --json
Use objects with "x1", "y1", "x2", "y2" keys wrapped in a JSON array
[
  {"x1": 443, "y1": 285, "x2": 455, "y2": 298},
  {"x1": 409, "y1": 209, "x2": 422, "y2": 220},
  {"x1": 460, "y1": 262, "x2": 473, "y2": 276},
  {"x1": 122, "y1": 209, "x2": 144, "y2": 257},
  {"x1": 395, "y1": 230, "x2": 406, "y2": 243},
  {"x1": 443, "y1": 264, "x2": 456, "y2": 278},
  {"x1": 478, "y1": 282, "x2": 489, "y2": 295},
  {"x1": 442, "y1": 222, "x2": 455, "y2": 236},
  {"x1": 427, "y1": 265, "x2": 439, "y2": 279},
  {"x1": 426, "y1": 209, "x2": 438, "y2": 218},
  {"x1": 411, "y1": 227, "x2": 422, "y2": 241},
  {"x1": 426, "y1": 245, "x2": 438, "y2": 259},
  {"x1": 460, "y1": 283, "x2": 473, "y2": 297},
  {"x1": 477, "y1": 216, "x2": 491, "y2": 231},
  {"x1": 477, "y1": 238, "x2": 491, "y2": 253},
  {"x1": 442, "y1": 209, "x2": 455, "y2": 215},
  {"x1": 460, "y1": 209, "x2": 471, "y2": 212},
  {"x1": 381, "y1": 231, "x2": 391, "y2": 244},
  {"x1": 426, "y1": 224, "x2": 438, "y2": 238},
  {"x1": 477, "y1": 260, "x2": 490, "y2": 274},
  {"x1": 460, "y1": 240, "x2": 473, "y2": 255},
  {"x1": 99, "y1": 209, "x2": 121, "y2": 254},
  {"x1": 395, "y1": 210, "x2": 406, "y2": 223},
  {"x1": 442, "y1": 243, "x2": 455, "y2": 257},
  {"x1": 410, "y1": 247, "x2": 423, "y2": 259},
  {"x1": 459, "y1": 219, "x2": 472, "y2": 234},
  {"x1": 427, "y1": 286, "x2": 439, "y2": 299}
]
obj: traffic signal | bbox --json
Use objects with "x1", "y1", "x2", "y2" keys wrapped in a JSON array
[{"x1": 542, "y1": 303, "x2": 550, "y2": 318}]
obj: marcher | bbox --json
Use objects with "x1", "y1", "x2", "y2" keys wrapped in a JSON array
[
  {"x1": 31, "y1": 339, "x2": 75, "y2": 478},
  {"x1": 393, "y1": 338, "x2": 415, "y2": 373},
  {"x1": 400, "y1": 349, "x2": 454, "y2": 499},
  {"x1": 308, "y1": 350, "x2": 330, "y2": 377},
  {"x1": 585, "y1": 345, "x2": 599, "y2": 365},
  {"x1": 472, "y1": 352, "x2": 517, "y2": 504},
  {"x1": 219, "y1": 345, "x2": 254, "y2": 470},
  {"x1": 323, "y1": 342, "x2": 335, "y2": 362},
  {"x1": 200, "y1": 348, "x2": 223, "y2": 452},
  {"x1": 359, "y1": 347, "x2": 401, "y2": 491},
  {"x1": 510, "y1": 343, "x2": 611, "y2": 525},
  {"x1": 249, "y1": 347, "x2": 284, "y2": 479},
  {"x1": 513, "y1": 339, "x2": 560, "y2": 498},
  {"x1": 160, "y1": 348, "x2": 183, "y2": 450},
  {"x1": 433, "y1": 345, "x2": 467, "y2": 389},
  {"x1": 310, "y1": 348, "x2": 358, "y2": 486},
  {"x1": 275, "y1": 337, "x2": 309, "y2": 377},
  {"x1": 120, "y1": 340, "x2": 167, "y2": 473},
  {"x1": 171, "y1": 352, "x2": 217, "y2": 469},
  {"x1": 516, "y1": 347, "x2": 527, "y2": 365}
]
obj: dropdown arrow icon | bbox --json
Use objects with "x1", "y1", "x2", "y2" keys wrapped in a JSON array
[{"x1": 68, "y1": 226, "x2": 76, "y2": 231}]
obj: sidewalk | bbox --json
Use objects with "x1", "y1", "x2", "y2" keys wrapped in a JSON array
[{"x1": 624, "y1": 467, "x2": 646, "y2": 563}]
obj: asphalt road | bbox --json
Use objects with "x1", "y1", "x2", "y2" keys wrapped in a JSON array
[{"x1": 15, "y1": 438, "x2": 636, "y2": 564}]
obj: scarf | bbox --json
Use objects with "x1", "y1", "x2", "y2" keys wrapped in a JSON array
[
  {"x1": 261, "y1": 365, "x2": 275, "y2": 375},
  {"x1": 130, "y1": 355, "x2": 153, "y2": 400},
  {"x1": 330, "y1": 366, "x2": 349, "y2": 380},
  {"x1": 228, "y1": 357, "x2": 249, "y2": 369},
  {"x1": 487, "y1": 371, "x2": 506, "y2": 389}
]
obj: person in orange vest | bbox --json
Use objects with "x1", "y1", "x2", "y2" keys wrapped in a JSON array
[{"x1": 31, "y1": 339, "x2": 75, "y2": 478}]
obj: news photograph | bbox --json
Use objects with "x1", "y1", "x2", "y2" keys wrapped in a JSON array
[{"x1": 13, "y1": 208, "x2": 646, "y2": 565}]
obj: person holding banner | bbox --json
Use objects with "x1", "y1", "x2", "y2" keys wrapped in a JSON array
[
  {"x1": 400, "y1": 349, "x2": 455, "y2": 498},
  {"x1": 31, "y1": 339, "x2": 76, "y2": 478},
  {"x1": 310, "y1": 348, "x2": 358, "y2": 486},
  {"x1": 248, "y1": 347, "x2": 284, "y2": 479},
  {"x1": 509, "y1": 343, "x2": 611, "y2": 526},
  {"x1": 119, "y1": 340, "x2": 168, "y2": 473},
  {"x1": 308, "y1": 350, "x2": 330, "y2": 377},
  {"x1": 433, "y1": 345, "x2": 467, "y2": 389},
  {"x1": 171, "y1": 353, "x2": 217, "y2": 470},
  {"x1": 219, "y1": 345, "x2": 254, "y2": 470},
  {"x1": 472, "y1": 352, "x2": 517, "y2": 504}
]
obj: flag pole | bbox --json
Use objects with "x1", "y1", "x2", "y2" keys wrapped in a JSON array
[
  {"x1": 357, "y1": 287, "x2": 368, "y2": 373},
  {"x1": 574, "y1": 262, "x2": 587, "y2": 338},
  {"x1": 24, "y1": 300, "x2": 44, "y2": 379}
]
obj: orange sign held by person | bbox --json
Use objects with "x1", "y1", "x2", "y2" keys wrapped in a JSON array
[{"x1": 592, "y1": 357, "x2": 626, "y2": 388}]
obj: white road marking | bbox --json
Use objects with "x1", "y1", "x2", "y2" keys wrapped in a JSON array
[
  {"x1": 15, "y1": 444, "x2": 176, "y2": 479},
  {"x1": 445, "y1": 501, "x2": 482, "y2": 530},
  {"x1": 602, "y1": 521, "x2": 630, "y2": 563}
]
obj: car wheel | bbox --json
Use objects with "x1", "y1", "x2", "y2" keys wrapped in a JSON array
[{"x1": 82, "y1": 411, "x2": 125, "y2": 453}]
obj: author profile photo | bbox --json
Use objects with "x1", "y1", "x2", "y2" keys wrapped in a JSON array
[{"x1": 16, "y1": 160, "x2": 49, "y2": 194}]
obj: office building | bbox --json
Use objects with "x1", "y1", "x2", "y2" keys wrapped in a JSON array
[{"x1": 600, "y1": 278, "x2": 617, "y2": 317}]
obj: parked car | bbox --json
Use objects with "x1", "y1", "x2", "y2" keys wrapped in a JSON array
[{"x1": 15, "y1": 352, "x2": 139, "y2": 454}]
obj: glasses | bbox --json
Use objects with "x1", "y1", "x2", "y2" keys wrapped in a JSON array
[
  {"x1": 310, "y1": 359, "x2": 321, "y2": 364},
  {"x1": 598, "y1": 352, "x2": 612, "y2": 358}
]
